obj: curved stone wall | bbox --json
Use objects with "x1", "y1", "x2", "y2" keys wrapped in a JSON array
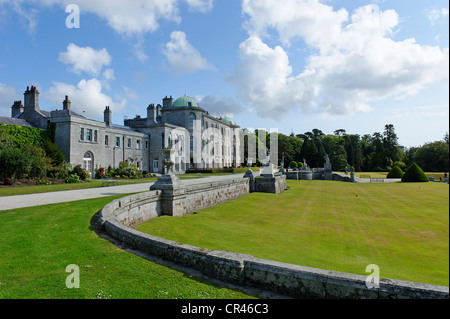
[{"x1": 97, "y1": 184, "x2": 449, "y2": 299}]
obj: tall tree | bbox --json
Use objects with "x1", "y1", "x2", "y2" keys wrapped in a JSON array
[
  {"x1": 344, "y1": 134, "x2": 363, "y2": 171},
  {"x1": 321, "y1": 135, "x2": 348, "y2": 171},
  {"x1": 383, "y1": 124, "x2": 400, "y2": 162},
  {"x1": 413, "y1": 141, "x2": 449, "y2": 172},
  {"x1": 443, "y1": 132, "x2": 449, "y2": 145},
  {"x1": 334, "y1": 129, "x2": 346, "y2": 137}
]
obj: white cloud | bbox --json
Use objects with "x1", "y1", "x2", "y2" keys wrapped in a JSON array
[
  {"x1": 226, "y1": 36, "x2": 308, "y2": 118},
  {"x1": 242, "y1": 0, "x2": 348, "y2": 49},
  {"x1": 0, "y1": 0, "x2": 182, "y2": 36},
  {"x1": 44, "y1": 78, "x2": 126, "y2": 119},
  {"x1": 185, "y1": 0, "x2": 214, "y2": 13},
  {"x1": 133, "y1": 39, "x2": 149, "y2": 62},
  {"x1": 426, "y1": 7, "x2": 449, "y2": 26},
  {"x1": 195, "y1": 94, "x2": 243, "y2": 117},
  {"x1": 229, "y1": 1, "x2": 449, "y2": 119},
  {"x1": 0, "y1": 83, "x2": 19, "y2": 116},
  {"x1": 163, "y1": 31, "x2": 215, "y2": 75},
  {"x1": 58, "y1": 43, "x2": 112, "y2": 76}
]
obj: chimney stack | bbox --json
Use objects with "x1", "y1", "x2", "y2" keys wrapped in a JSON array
[
  {"x1": 63, "y1": 95, "x2": 71, "y2": 110},
  {"x1": 147, "y1": 104, "x2": 156, "y2": 125},
  {"x1": 23, "y1": 85, "x2": 40, "y2": 113},
  {"x1": 11, "y1": 101, "x2": 24, "y2": 117},
  {"x1": 104, "y1": 106, "x2": 112, "y2": 126},
  {"x1": 163, "y1": 95, "x2": 173, "y2": 108}
]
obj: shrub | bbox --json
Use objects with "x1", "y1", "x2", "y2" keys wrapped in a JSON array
[
  {"x1": 95, "y1": 167, "x2": 105, "y2": 179},
  {"x1": 289, "y1": 161, "x2": 298, "y2": 168},
  {"x1": 386, "y1": 166, "x2": 404, "y2": 179},
  {"x1": 65, "y1": 174, "x2": 80, "y2": 183},
  {"x1": 42, "y1": 140, "x2": 65, "y2": 166},
  {"x1": 401, "y1": 163, "x2": 429, "y2": 183},
  {"x1": 24, "y1": 145, "x2": 47, "y2": 180},
  {"x1": 0, "y1": 148, "x2": 29, "y2": 179},
  {"x1": 47, "y1": 166, "x2": 70, "y2": 179},
  {"x1": 72, "y1": 165, "x2": 89, "y2": 180},
  {"x1": 37, "y1": 179, "x2": 52, "y2": 185}
]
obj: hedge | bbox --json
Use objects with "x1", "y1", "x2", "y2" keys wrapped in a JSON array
[
  {"x1": 401, "y1": 163, "x2": 429, "y2": 183},
  {"x1": 386, "y1": 166, "x2": 404, "y2": 179}
]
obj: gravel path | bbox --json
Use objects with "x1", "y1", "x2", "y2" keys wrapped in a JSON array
[{"x1": 0, "y1": 173, "x2": 255, "y2": 211}]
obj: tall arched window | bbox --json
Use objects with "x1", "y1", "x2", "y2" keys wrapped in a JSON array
[
  {"x1": 189, "y1": 113, "x2": 196, "y2": 126},
  {"x1": 83, "y1": 151, "x2": 93, "y2": 178}
]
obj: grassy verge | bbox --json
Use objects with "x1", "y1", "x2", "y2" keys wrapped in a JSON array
[
  {"x1": 0, "y1": 196, "x2": 256, "y2": 299},
  {"x1": 137, "y1": 180, "x2": 449, "y2": 286}
]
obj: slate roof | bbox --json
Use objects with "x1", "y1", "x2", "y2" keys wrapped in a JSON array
[
  {"x1": 50, "y1": 109, "x2": 85, "y2": 118},
  {"x1": 0, "y1": 116, "x2": 35, "y2": 127}
]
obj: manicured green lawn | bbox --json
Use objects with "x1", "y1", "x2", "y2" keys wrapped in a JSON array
[
  {"x1": 0, "y1": 196, "x2": 255, "y2": 299},
  {"x1": 137, "y1": 180, "x2": 449, "y2": 286}
]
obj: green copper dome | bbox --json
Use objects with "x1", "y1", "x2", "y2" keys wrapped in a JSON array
[
  {"x1": 222, "y1": 116, "x2": 236, "y2": 126},
  {"x1": 172, "y1": 95, "x2": 200, "y2": 108}
]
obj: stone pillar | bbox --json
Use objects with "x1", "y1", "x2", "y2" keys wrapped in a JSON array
[
  {"x1": 324, "y1": 162, "x2": 332, "y2": 180},
  {"x1": 243, "y1": 168, "x2": 255, "y2": 193},
  {"x1": 261, "y1": 164, "x2": 274, "y2": 178},
  {"x1": 150, "y1": 173, "x2": 186, "y2": 216},
  {"x1": 150, "y1": 148, "x2": 187, "y2": 216}
]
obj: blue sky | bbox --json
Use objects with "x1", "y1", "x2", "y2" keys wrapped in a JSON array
[{"x1": 0, "y1": 0, "x2": 448, "y2": 148}]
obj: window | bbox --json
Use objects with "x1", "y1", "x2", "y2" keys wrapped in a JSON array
[
  {"x1": 137, "y1": 139, "x2": 141, "y2": 150},
  {"x1": 162, "y1": 133, "x2": 165, "y2": 148},
  {"x1": 189, "y1": 113, "x2": 196, "y2": 126},
  {"x1": 94, "y1": 130, "x2": 98, "y2": 143},
  {"x1": 80, "y1": 128, "x2": 84, "y2": 141},
  {"x1": 190, "y1": 136, "x2": 194, "y2": 153},
  {"x1": 116, "y1": 136, "x2": 120, "y2": 147},
  {"x1": 83, "y1": 152, "x2": 93, "y2": 177},
  {"x1": 105, "y1": 135, "x2": 109, "y2": 146},
  {"x1": 86, "y1": 129, "x2": 92, "y2": 142},
  {"x1": 145, "y1": 140, "x2": 149, "y2": 150},
  {"x1": 127, "y1": 138, "x2": 131, "y2": 148}
]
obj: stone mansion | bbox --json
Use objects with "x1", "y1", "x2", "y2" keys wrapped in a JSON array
[{"x1": 0, "y1": 85, "x2": 242, "y2": 177}]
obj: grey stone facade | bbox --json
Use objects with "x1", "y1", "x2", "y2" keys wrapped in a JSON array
[
  {"x1": 124, "y1": 94, "x2": 241, "y2": 174},
  {"x1": 1, "y1": 86, "x2": 241, "y2": 176}
]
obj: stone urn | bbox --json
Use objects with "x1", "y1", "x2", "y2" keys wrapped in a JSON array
[
  {"x1": 161, "y1": 148, "x2": 176, "y2": 175},
  {"x1": 150, "y1": 147, "x2": 183, "y2": 194}
]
